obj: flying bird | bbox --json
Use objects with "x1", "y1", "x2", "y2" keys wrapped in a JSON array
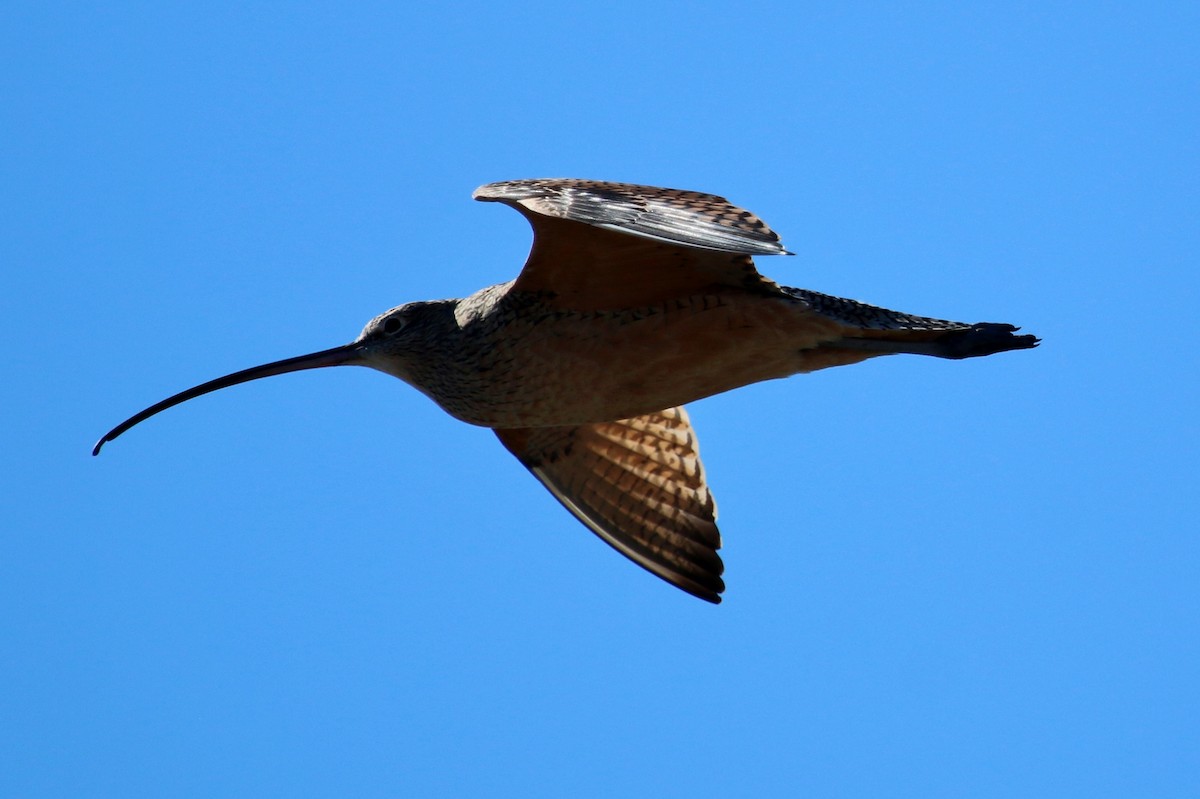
[{"x1": 94, "y1": 178, "x2": 1038, "y2": 603}]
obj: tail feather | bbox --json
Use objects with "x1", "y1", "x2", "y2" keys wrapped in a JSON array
[
  {"x1": 784, "y1": 287, "x2": 1040, "y2": 360},
  {"x1": 834, "y1": 323, "x2": 1040, "y2": 360}
]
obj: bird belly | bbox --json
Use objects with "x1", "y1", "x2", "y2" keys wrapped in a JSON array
[{"x1": 437, "y1": 290, "x2": 850, "y2": 428}]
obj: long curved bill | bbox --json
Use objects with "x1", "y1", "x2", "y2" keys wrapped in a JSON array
[{"x1": 93, "y1": 343, "x2": 365, "y2": 456}]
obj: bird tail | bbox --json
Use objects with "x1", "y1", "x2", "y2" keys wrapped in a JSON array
[
  {"x1": 784, "y1": 287, "x2": 1040, "y2": 360},
  {"x1": 833, "y1": 322, "x2": 1041, "y2": 359}
]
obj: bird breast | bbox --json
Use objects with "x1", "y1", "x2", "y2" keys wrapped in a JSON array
[{"x1": 415, "y1": 283, "x2": 843, "y2": 429}]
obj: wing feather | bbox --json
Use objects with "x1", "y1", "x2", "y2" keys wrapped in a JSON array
[
  {"x1": 473, "y1": 178, "x2": 792, "y2": 310},
  {"x1": 494, "y1": 407, "x2": 725, "y2": 603},
  {"x1": 474, "y1": 178, "x2": 790, "y2": 256}
]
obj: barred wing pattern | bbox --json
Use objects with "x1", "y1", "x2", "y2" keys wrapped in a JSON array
[
  {"x1": 494, "y1": 407, "x2": 724, "y2": 603},
  {"x1": 474, "y1": 178, "x2": 790, "y2": 256},
  {"x1": 473, "y1": 178, "x2": 792, "y2": 310}
]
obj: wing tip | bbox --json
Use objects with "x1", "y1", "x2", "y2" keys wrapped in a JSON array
[
  {"x1": 471, "y1": 183, "x2": 500, "y2": 202},
  {"x1": 678, "y1": 578, "x2": 725, "y2": 604},
  {"x1": 473, "y1": 179, "x2": 555, "y2": 203}
]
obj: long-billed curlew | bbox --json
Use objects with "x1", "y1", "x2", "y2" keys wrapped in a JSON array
[{"x1": 94, "y1": 178, "x2": 1038, "y2": 603}]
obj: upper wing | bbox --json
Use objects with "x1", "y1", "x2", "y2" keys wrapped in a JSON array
[
  {"x1": 474, "y1": 178, "x2": 791, "y2": 310},
  {"x1": 494, "y1": 407, "x2": 724, "y2": 603},
  {"x1": 475, "y1": 178, "x2": 790, "y2": 255}
]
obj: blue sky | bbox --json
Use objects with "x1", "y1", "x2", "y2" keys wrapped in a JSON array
[{"x1": 3, "y1": 2, "x2": 1197, "y2": 796}]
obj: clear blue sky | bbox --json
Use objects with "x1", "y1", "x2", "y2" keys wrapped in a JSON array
[{"x1": 3, "y1": 2, "x2": 1197, "y2": 796}]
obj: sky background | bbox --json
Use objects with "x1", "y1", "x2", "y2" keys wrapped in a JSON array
[{"x1": 3, "y1": 2, "x2": 1197, "y2": 796}]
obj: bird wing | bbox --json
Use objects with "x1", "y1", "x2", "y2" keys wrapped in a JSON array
[
  {"x1": 473, "y1": 178, "x2": 791, "y2": 310},
  {"x1": 494, "y1": 406, "x2": 725, "y2": 603}
]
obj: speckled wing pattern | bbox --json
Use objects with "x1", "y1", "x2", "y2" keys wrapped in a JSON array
[
  {"x1": 493, "y1": 407, "x2": 724, "y2": 603},
  {"x1": 473, "y1": 178, "x2": 792, "y2": 309},
  {"x1": 474, "y1": 178, "x2": 791, "y2": 255}
]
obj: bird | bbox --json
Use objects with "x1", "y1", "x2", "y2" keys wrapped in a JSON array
[{"x1": 94, "y1": 178, "x2": 1038, "y2": 603}]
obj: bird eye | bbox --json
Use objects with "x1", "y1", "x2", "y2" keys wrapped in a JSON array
[{"x1": 382, "y1": 316, "x2": 405, "y2": 334}]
